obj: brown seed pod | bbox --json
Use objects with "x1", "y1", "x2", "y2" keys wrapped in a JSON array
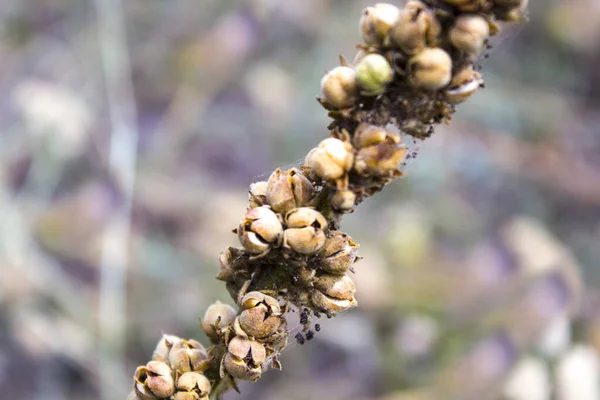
[
  {"x1": 174, "y1": 372, "x2": 211, "y2": 400},
  {"x1": 224, "y1": 336, "x2": 266, "y2": 381},
  {"x1": 310, "y1": 290, "x2": 358, "y2": 315},
  {"x1": 318, "y1": 231, "x2": 360, "y2": 275},
  {"x1": 449, "y1": 14, "x2": 490, "y2": 55},
  {"x1": 237, "y1": 206, "x2": 283, "y2": 256},
  {"x1": 238, "y1": 292, "x2": 283, "y2": 338},
  {"x1": 152, "y1": 334, "x2": 181, "y2": 363},
  {"x1": 266, "y1": 168, "x2": 314, "y2": 214},
  {"x1": 359, "y1": 3, "x2": 401, "y2": 45},
  {"x1": 331, "y1": 189, "x2": 357, "y2": 212},
  {"x1": 248, "y1": 181, "x2": 268, "y2": 208},
  {"x1": 168, "y1": 339, "x2": 209, "y2": 373},
  {"x1": 320, "y1": 66, "x2": 358, "y2": 109},
  {"x1": 134, "y1": 361, "x2": 175, "y2": 400},
  {"x1": 390, "y1": 1, "x2": 441, "y2": 55},
  {"x1": 283, "y1": 207, "x2": 328, "y2": 255},
  {"x1": 305, "y1": 138, "x2": 354, "y2": 181},
  {"x1": 444, "y1": 65, "x2": 483, "y2": 104},
  {"x1": 202, "y1": 301, "x2": 237, "y2": 341},
  {"x1": 407, "y1": 48, "x2": 453, "y2": 90}
]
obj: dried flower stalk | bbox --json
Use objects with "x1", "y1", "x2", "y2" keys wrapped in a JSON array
[{"x1": 128, "y1": 1, "x2": 529, "y2": 399}]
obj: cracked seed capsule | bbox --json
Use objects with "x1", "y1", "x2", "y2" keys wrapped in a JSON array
[
  {"x1": 202, "y1": 301, "x2": 237, "y2": 341},
  {"x1": 284, "y1": 207, "x2": 328, "y2": 254},
  {"x1": 354, "y1": 141, "x2": 407, "y2": 176},
  {"x1": 305, "y1": 138, "x2": 354, "y2": 181},
  {"x1": 449, "y1": 15, "x2": 490, "y2": 55},
  {"x1": 320, "y1": 66, "x2": 358, "y2": 109},
  {"x1": 310, "y1": 273, "x2": 358, "y2": 315},
  {"x1": 173, "y1": 372, "x2": 211, "y2": 400},
  {"x1": 390, "y1": 1, "x2": 441, "y2": 55},
  {"x1": 238, "y1": 291, "x2": 283, "y2": 338},
  {"x1": 318, "y1": 231, "x2": 360, "y2": 275},
  {"x1": 237, "y1": 206, "x2": 283, "y2": 256},
  {"x1": 168, "y1": 339, "x2": 209, "y2": 373},
  {"x1": 407, "y1": 48, "x2": 452, "y2": 90},
  {"x1": 152, "y1": 334, "x2": 181, "y2": 362},
  {"x1": 355, "y1": 53, "x2": 394, "y2": 96},
  {"x1": 134, "y1": 361, "x2": 175, "y2": 400},
  {"x1": 248, "y1": 181, "x2": 268, "y2": 208},
  {"x1": 359, "y1": 3, "x2": 401, "y2": 45},
  {"x1": 266, "y1": 168, "x2": 314, "y2": 214},
  {"x1": 224, "y1": 336, "x2": 266, "y2": 381},
  {"x1": 444, "y1": 65, "x2": 483, "y2": 104}
]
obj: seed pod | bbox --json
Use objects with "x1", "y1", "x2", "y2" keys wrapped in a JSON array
[
  {"x1": 134, "y1": 361, "x2": 175, "y2": 400},
  {"x1": 318, "y1": 231, "x2": 360, "y2": 275},
  {"x1": 202, "y1": 301, "x2": 237, "y2": 341},
  {"x1": 266, "y1": 168, "x2": 314, "y2": 214},
  {"x1": 284, "y1": 208, "x2": 328, "y2": 254},
  {"x1": 248, "y1": 181, "x2": 268, "y2": 208},
  {"x1": 494, "y1": 0, "x2": 528, "y2": 21},
  {"x1": 305, "y1": 138, "x2": 354, "y2": 181},
  {"x1": 439, "y1": 0, "x2": 482, "y2": 12},
  {"x1": 407, "y1": 48, "x2": 452, "y2": 90},
  {"x1": 310, "y1": 290, "x2": 358, "y2": 315},
  {"x1": 152, "y1": 334, "x2": 181, "y2": 362},
  {"x1": 444, "y1": 65, "x2": 483, "y2": 104},
  {"x1": 216, "y1": 247, "x2": 241, "y2": 282},
  {"x1": 168, "y1": 339, "x2": 209, "y2": 373},
  {"x1": 237, "y1": 206, "x2": 283, "y2": 256},
  {"x1": 390, "y1": 1, "x2": 441, "y2": 55},
  {"x1": 353, "y1": 124, "x2": 389, "y2": 149},
  {"x1": 449, "y1": 15, "x2": 490, "y2": 55},
  {"x1": 238, "y1": 292, "x2": 283, "y2": 338},
  {"x1": 359, "y1": 3, "x2": 401, "y2": 45},
  {"x1": 331, "y1": 189, "x2": 356, "y2": 212},
  {"x1": 224, "y1": 336, "x2": 266, "y2": 381},
  {"x1": 354, "y1": 141, "x2": 407, "y2": 176},
  {"x1": 313, "y1": 273, "x2": 357, "y2": 301},
  {"x1": 173, "y1": 372, "x2": 211, "y2": 400},
  {"x1": 355, "y1": 53, "x2": 394, "y2": 96},
  {"x1": 320, "y1": 66, "x2": 358, "y2": 109}
]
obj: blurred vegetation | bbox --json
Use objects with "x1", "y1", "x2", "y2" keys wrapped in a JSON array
[{"x1": 1, "y1": 1, "x2": 599, "y2": 399}]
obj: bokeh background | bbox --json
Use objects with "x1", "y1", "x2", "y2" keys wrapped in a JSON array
[{"x1": 1, "y1": 1, "x2": 600, "y2": 399}]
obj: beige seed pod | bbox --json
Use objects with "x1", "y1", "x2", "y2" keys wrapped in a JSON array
[
  {"x1": 331, "y1": 189, "x2": 356, "y2": 212},
  {"x1": 320, "y1": 66, "x2": 358, "y2": 109},
  {"x1": 202, "y1": 301, "x2": 237, "y2": 341},
  {"x1": 134, "y1": 361, "x2": 175, "y2": 400},
  {"x1": 174, "y1": 372, "x2": 211, "y2": 400},
  {"x1": 248, "y1": 181, "x2": 268, "y2": 208},
  {"x1": 444, "y1": 65, "x2": 483, "y2": 104},
  {"x1": 168, "y1": 339, "x2": 209, "y2": 373},
  {"x1": 238, "y1": 292, "x2": 283, "y2": 338},
  {"x1": 355, "y1": 53, "x2": 394, "y2": 96},
  {"x1": 283, "y1": 207, "x2": 328, "y2": 254},
  {"x1": 305, "y1": 138, "x2": 354, "y2": 181},
  {"x1": 313, "y1": 273, "x2": 357, "y2": 301},
  {"x1": 407, "y1": 48, "x2": 452, "y2": 90},
  {"x1": 359, "y1": 3, "x2": 401, "y2": 45},
  {"x1": 152, "y1": 333, "x2": 181, "y2": 362},
  {"x1": 224, "y1": 336, "x2": 266, "y2": 381},
  {"x1": 310, "y1": 290, "x2": 358, "y2": 315},
  {"x1": 390, "y1": 1, "x2": 441, "y2": 55},
  {"x1": 237, "y1": 206, "x2": 283, "y2": 256},
  {"x1": 354, "y1": 141, "x2": 407, "y2": 176},
  {"x1": 318, "y1": 231, "x2": 360, "y2": 275},
  {"x1": 353, "y1": 124, "x2": 389, "y2": 148},
  {"x1": 449, "y1": 14, "x2": 490, "y2": 55},
  {"x1": 266, "y1": 168, "x2": 314, "y2": 214}
]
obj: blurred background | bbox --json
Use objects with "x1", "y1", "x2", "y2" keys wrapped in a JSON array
[{"x1": 1, "y1": 0, "x2": 600, "y2": 399}]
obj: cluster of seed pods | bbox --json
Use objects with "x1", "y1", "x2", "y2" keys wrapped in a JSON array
[{"x1": 128, "y1": 1, "x2": 529, "y2": 397}]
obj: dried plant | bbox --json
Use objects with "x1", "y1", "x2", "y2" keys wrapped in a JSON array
[{"x1": 128, "y1": 1, "x2": 531, "y2": 399}]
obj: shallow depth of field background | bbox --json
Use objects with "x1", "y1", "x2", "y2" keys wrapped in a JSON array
[{"x1": 1, "y1": 1, "x2": 600, "y2": 399}]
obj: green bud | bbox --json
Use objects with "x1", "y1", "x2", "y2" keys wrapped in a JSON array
[{"x1": 355, "y1": 53, "x2": 394, "y2": 96}]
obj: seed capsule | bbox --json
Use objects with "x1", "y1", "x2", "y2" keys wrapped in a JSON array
[
  {"x1": 390, "y1": 1, "x2": 441, "y2": 55},
  {"x1": 449, "y1": 15, "x2": 490, "y2": 55},
  {"x1": 224, "y1": 336, "x2": 266, "y2": 381},
  {"x1": 439, "y1": 0, "x2": 482, "y2": 12},
  {"x1": 310, "y1": 289, "x2": 358, "y2": 315},
  {"x1": 320, "y1": 66, "x2": 358, "y2": 109},
  {"x1": 237, "y1": 206, "x2": 283, "y2": 256},
  {"x1": 284, "y1": 207, "x2": 328, "y2": 254},
  {"x1": 318, "y1": 231, "x2": 360, "y2": 275},
  {"x1": 173, "y1": 372, "x2": 211, "y2": 400},
  {"x1": 354, "y1": 141, "x2": 407, "y2": 176},
  {"x1": 359, "y1": 3, "x2": 401, "y2": 45},
  {"x1": 134, "y1": 361, "x2": 175, "y2": 400},
  {"x1": 202, "y1": 301, "x2": 237, "y2": 341},
  {"x1": 314, "y1": 273, "x2": 357, "y2": 301},
  {"x1": 444, "y1": 65, "x2": 483, "y2": 104},
  {"x1": 168, "y1": 339, "x2": 209, "y2": 373},
  {"x1": 305, "y1": 138, "x2": 354, "y2": 181},
  {"x1": 152, "y1": 334, "x2": 181, "y2": 362},
  {"x1": 248, "y1": 181, "x2": 268, "y2": 208},
  {"x1": 407, "y1": 48, "x2": 452, "y2": 90},
  {"x1": 238, "y1": 292, "x2": 283, "y2": 338},
  {"x1": 355, "y1": 53, "x2": 394, "y2": 96},
  {"x1": 331, "y1": 189, "x2": 356, "y2": 212},
  {"x1": 266, "y1": 168, "x2": 314, "y2": 214}
]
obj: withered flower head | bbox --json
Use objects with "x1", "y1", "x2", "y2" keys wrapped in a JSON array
[
  {"x1": 134, "y1": 361, "x2": 175, "y2": 400},
  {"x1": 224, "y1": 336, "x2": 266, "y2": 381},
  {"x1": 172, "y1": 372, "x2": 211, "y2": 400},
  {"x1": 449, "y1": 14, "x2": 490, "y2": 55},
  {"x1": 283, "y1": 207, "x2": 328, "y2": 255},
  {"x1": 168, "y1": 339, "x2": 209, "y2": 373},
  {"x1": 320, "y1": 66, "x2": 358, "y2": 109},
  {"x1": 266, "y1": 168, "x2": 314, "y2": 214},
  {"x1": 355, "y1": 53, "x2": 394, "y2": 96},
  {"x1": 407, "y1": 47, "x2": 452, "y2": 90},
  {"x1": 390, "y1": 1, "x2": 441, "y2": 55},
  {"x1": 237, "y1": 206, "x2": 283, "y2": 257},
  {"x1": 360, "y1": 3, "x2": 401, "y2": 45},
  {"x1": 305, "y1": 138, "x2": 354, "y2": 181},
  {"x1": 202, "y1": 301, "x2": 237, "y2": 341}
]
